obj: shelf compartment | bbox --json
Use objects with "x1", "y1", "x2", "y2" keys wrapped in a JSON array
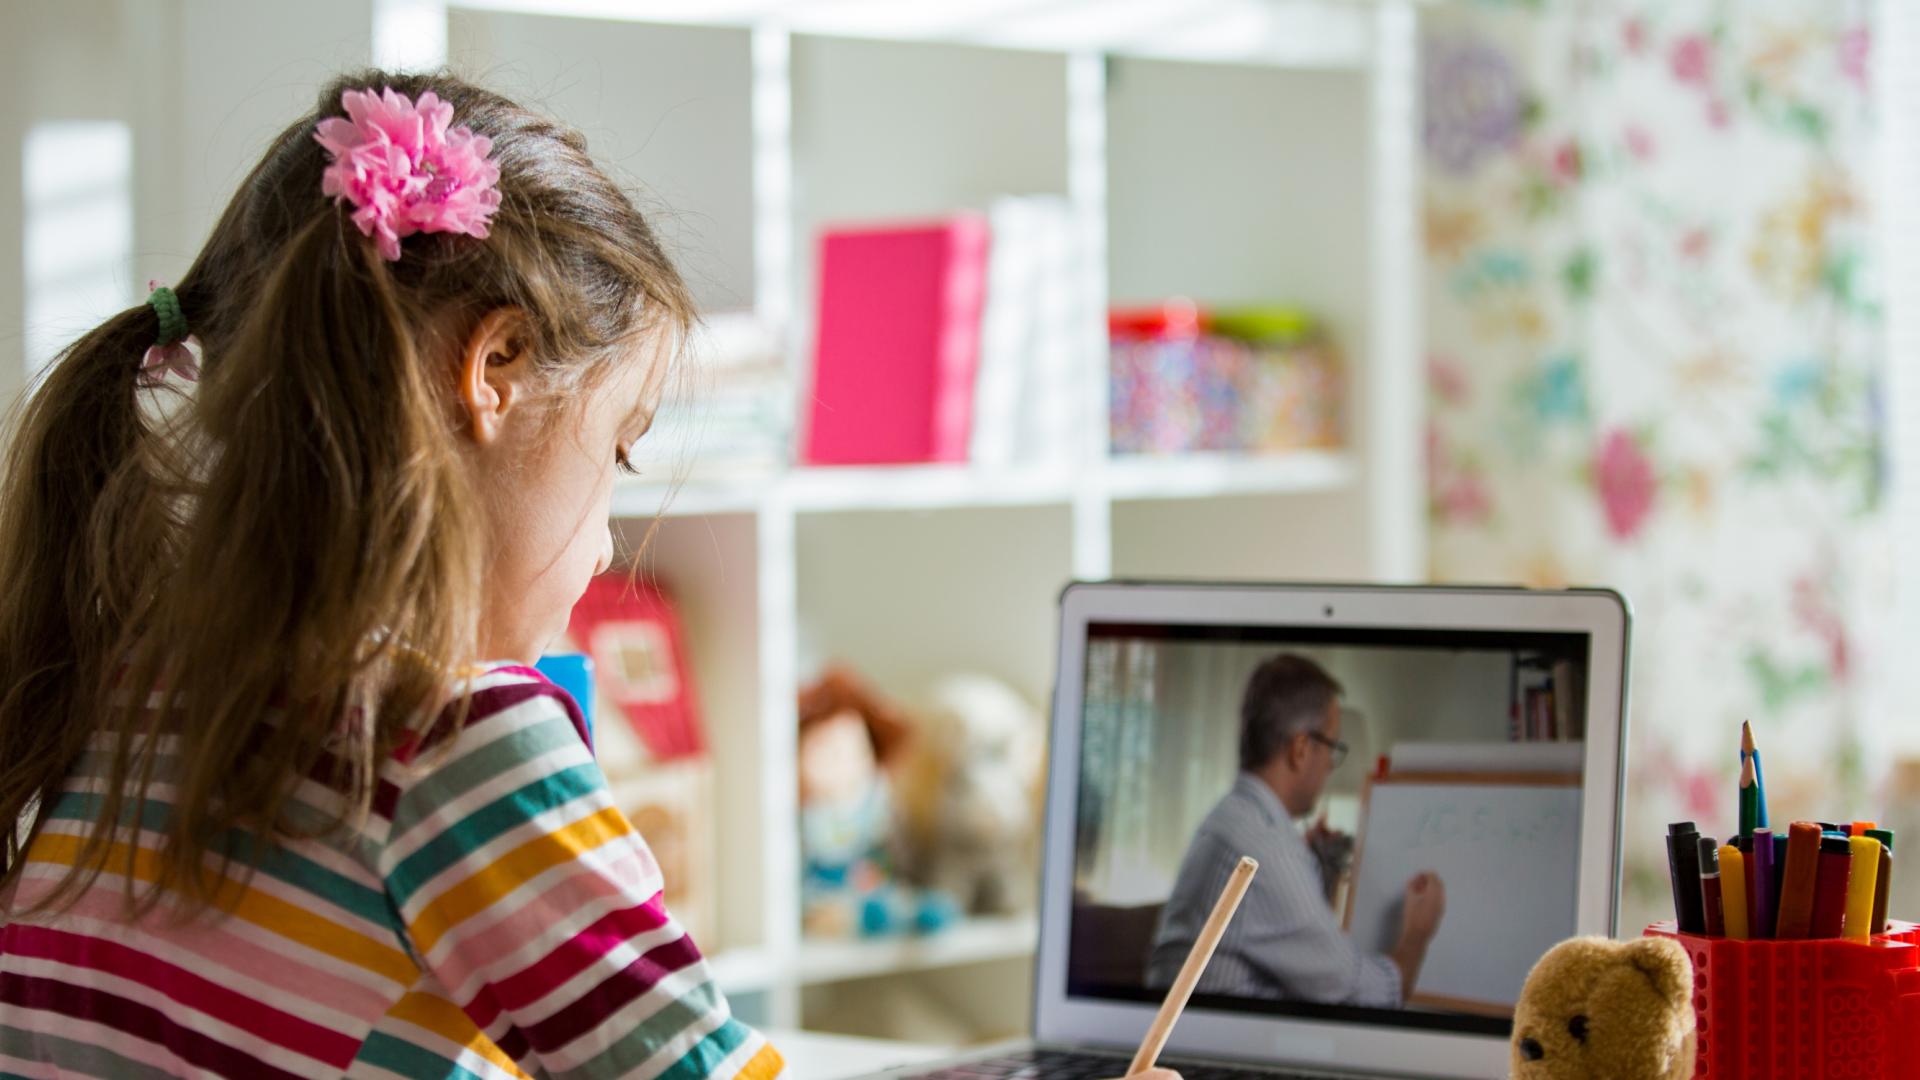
[
  {"x1": 614, "y1": 451, "x2": 1358, "y2": 520},
  {"x1": 709, "y1": 915, "x2": 1038, "y2": 997},
  {"x1": 1100, "y1": 450, "x2": 1354, "y2": 502},
  {"x1": 447, "y1": 0, "x2": 1370, "y2": 69},
  {"x1": 794, "y1": 914, "x2": 1038, "y2": 986},
  {"x1": 784, "y1": 464, "x2": 1078, "y2": 512},
  {"x1": 709, "y1": 945, "x2": 782, "y2": 995},
  {"x1": 1111, "y1": 488, "x2": 1376, "y2": 582},
  {"x1": 613, "y1": 475, "x2": 771, "y2": 519}
]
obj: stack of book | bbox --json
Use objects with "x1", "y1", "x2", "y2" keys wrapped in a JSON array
[
  {"x1": 802, "y1": 196, "x2": 1085, "y2": 469},
  {"x1": 637, "y1": 312, "x2": 789, "y2": 482},
  {"x1": 1510, "y1": 655, "x2": 1584, "y2": 743}
]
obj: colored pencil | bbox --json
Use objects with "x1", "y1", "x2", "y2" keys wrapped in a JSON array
[
  {"x1": 1741, "y1": 721, "x2": 1769, "y2": 836},
  {"x1": 1738, "y1": 757, "x2": 1756, "y2": 837}
]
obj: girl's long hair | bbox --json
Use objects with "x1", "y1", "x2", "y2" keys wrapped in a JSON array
[{"x1": 0, "y1": 70, "x2": 694, "y2": 914}]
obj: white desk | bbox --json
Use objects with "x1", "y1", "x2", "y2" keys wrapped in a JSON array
[{"x1": 765, "y1": 1029, "x2": 952, "y2": 1079}]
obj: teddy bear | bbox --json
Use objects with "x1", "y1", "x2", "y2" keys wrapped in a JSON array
[
  {"x1": 1510, "y1": 936, "x2": 1697, "y2": 1080},
  {"x1": 893, "y1": 674, "x2": 1047, "y2": 915}
]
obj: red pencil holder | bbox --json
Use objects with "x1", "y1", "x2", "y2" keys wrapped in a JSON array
[{"x1": 1646, "y1": 921, "x2": 1920, "y2": 1079}]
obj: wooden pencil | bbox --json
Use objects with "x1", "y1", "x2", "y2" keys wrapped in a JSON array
[{"x1": 1128, "y1": 856, "x2": 1259, "y2": 1075}]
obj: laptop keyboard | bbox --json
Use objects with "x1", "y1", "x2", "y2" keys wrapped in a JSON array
[{"x1": 903, "y1": 1048, "x2": 1347, "y2": 1079}]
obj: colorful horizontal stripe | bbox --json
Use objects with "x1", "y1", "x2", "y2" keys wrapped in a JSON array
[{"x1": 1, "y1": 664, "x2": 781, "y2": 1079}]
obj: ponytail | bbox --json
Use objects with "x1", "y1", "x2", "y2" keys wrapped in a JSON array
[{"x1": 0, "y1": 301, "x2": 169, "y2": 880}]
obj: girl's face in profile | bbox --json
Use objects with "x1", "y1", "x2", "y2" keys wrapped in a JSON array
[{"x1": 469, "y1": 329, "x2": 665, "y2": 663}]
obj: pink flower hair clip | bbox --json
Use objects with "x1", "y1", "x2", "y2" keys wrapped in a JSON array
[{"x1": 314, "y1": 87, "x2": 502, "y2": 262}]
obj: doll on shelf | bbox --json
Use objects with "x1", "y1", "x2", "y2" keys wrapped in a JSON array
[{"x1": 798, "y1": 666, "x2": 957, "y2": 938}]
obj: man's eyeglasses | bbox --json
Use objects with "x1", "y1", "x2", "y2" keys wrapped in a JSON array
[{"x1": 1308, "y1": 730, "x2": 1350, "y2": 768}]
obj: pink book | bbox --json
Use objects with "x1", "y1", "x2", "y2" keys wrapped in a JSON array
[{"x1": 803, "y1": 215, "x2": 990, "y2": 465}]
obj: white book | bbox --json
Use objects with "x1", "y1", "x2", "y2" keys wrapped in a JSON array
[
  {"x1": 1014, "y1": 198, "x2": 1081, "y2": 466},
  {"x1": 638, "y1": 312, "x2": 790, "y2": 479},
  {"x1": 971, "y1": 197, "x2": 1044, "y2": 466}
]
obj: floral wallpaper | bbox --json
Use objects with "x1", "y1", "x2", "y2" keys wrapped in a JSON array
[{"x1": 1420, "y1": 0, "x2": 1893, "y2": 933}]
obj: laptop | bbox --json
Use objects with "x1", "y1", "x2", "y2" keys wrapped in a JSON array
[{"x1": 854, "y1": 581, "x2": 1630, "y2": 1079}]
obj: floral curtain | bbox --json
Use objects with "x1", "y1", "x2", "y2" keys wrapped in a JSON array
[{"x1": 1420, "y1": 0, "x2": 1890, "y2": 932}]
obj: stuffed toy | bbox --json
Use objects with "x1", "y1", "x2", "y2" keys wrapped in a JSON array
[
  {"x1": 895, "y1": 674, "x2": 1047, "y2": 915},
  {"x1": 1510, "y1": 936, "x2": 1697, "y2": 1080},
  {"x1": 797, "y1": 667, "x2": 957, "y2": 938}
]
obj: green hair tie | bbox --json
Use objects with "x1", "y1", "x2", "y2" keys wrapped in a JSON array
[{"x1": 147, "y1": 285, "x2": 188, "y2": 346}]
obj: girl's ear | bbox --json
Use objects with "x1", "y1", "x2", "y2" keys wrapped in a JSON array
[{"x1": 458, "y1": 306, "x2": 534, "y2": 446}]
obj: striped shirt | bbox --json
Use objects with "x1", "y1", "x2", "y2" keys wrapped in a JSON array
[
  {"x1": 0, "y1": 663, "x2": 783, "y2": 1079},
  {"x1": 1146, "y1": 773, "x2": 1401, "y2": 1008}
]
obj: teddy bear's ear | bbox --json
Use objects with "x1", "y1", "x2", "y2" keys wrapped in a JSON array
[{"x1": 1620, "y1": 937, "x2": 1693, "y2": 1011}]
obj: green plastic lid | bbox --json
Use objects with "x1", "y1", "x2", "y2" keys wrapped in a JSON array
[
  {"x1": 1868, "y1": 828, "x2": 1894, "y2": 851},
  {"x1": 1208, "y1": 305, "x2": 1318, "y2": 344}
]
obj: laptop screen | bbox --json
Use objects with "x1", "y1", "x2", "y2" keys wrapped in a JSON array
[{"x1": 1065, "y1": 620, "x2": 1592, "y2": 1039}]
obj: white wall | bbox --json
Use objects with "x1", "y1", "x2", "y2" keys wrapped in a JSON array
[
  {"x1": 0, "y1": 0, "x2": 373, "y2": 399},
  {"x1": 796, "y1": 506, "x2": 1072, "y2": 707},
  {"x1": 448, "y1": 10, "x2": 756, "y2": 313},
  {"x1": 173, "y1": 0, "x2": 374, "y2": 262},
  {"x1": 1, "y1": 0, "x2": 137, "y2": 401}
]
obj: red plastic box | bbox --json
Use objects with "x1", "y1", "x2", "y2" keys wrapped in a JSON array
[{"x1": 1646, "y1": 921, "x2": 1920, "y2": 1078}]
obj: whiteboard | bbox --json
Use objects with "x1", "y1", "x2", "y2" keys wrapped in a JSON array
[{"x1": 1344, "y1": 778, "x2": 1581, "y2": 1014}]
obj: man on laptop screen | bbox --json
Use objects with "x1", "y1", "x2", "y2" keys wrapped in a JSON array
[
  {"x1": 1069, "y1": 622, "x2": 1589, "y2": 1034},
  {"x1": 1146, "y1": 654, "x2": 1447, "y2": 1007}
]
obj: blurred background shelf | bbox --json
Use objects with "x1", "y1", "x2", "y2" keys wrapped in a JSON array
[
  {"x1": 615, "y1": 452, "x2": 1360, "y2": 520},
  {"x1": 613, "y1": 475, "x2": 771, "y2": 519},
  {"x1": 785, "y1": 464, "x2": 1081, "y2": 513},
  {"x1": 709, "y1": 945, "x2": 784, "y2": 995},
  {"x1": 1101, "y1": 451, "x2": 1355, "y2": 502},
  {"x1": 794, "y1": 915, "x2": 1040, "y2": 986},
  {"x1": 444, "y1": 0, "x2": 1375, "y2": 68}
]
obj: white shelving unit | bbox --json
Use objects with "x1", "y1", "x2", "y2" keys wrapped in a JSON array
[
  {"x1": 399, "y1": 0, "x2": 1423, "y2": 1041},
  {"x1": 612, "y1": 452, "x2": 1358, "y2": 518}
]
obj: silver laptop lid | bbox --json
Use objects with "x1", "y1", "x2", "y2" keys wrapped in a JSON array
[{"x1": 1033, "y1": 583, "x2": 1629, "y2": 1078}]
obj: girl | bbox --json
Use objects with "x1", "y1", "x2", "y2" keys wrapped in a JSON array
[
  {"x1": 0, "y1": 71, "x2": 780, "y2": 1078},
  {"x1": 0, "y1": 69, "x2": 1182, "y2": 1080}
]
